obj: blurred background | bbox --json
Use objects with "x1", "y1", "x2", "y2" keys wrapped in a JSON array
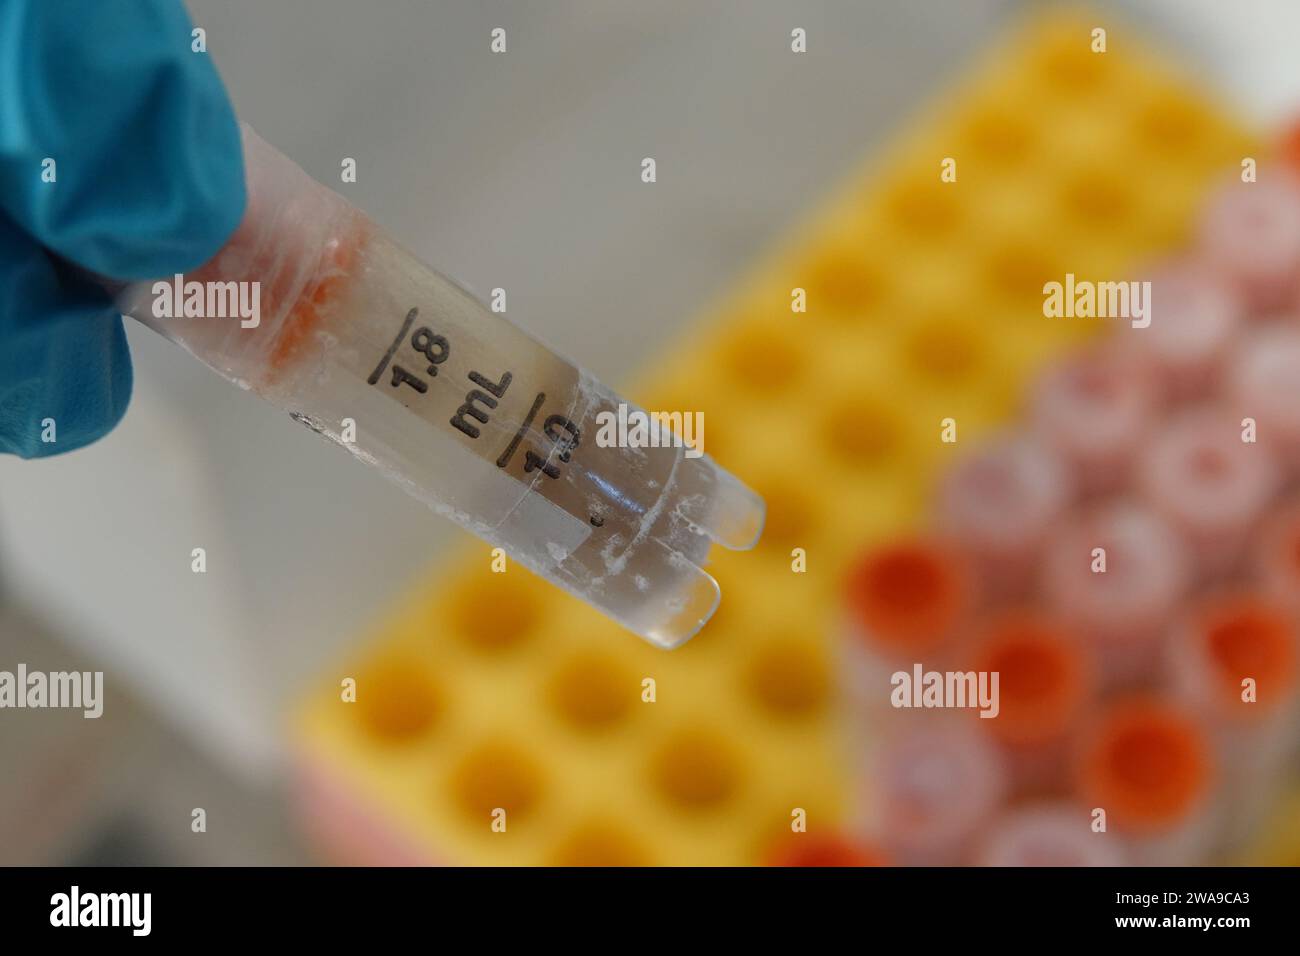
[{"x1": 4, "y1": 0, "x2": 1300, "y2": 866}]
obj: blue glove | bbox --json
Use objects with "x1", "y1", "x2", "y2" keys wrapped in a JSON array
[{"x1": 0, "y1": 0, "x2": 245, "y2": 457}]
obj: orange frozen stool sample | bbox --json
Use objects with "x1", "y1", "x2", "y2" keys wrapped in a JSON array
[{"x1": 116, "y1": 125, "x2": 767, "y2": 649}]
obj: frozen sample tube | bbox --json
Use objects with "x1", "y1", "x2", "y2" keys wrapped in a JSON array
[
  {"x1": 967, "y1": 609, "x2": 1093, "y2": 794},
  {"x1": 1074, "y1": 697, "x2": 1216, "y2": 866},
  {"x1": 1166, "y1": 593, "x2": 1299, "y2": 850},
  {"x1": 1135, "y1": 406, "x2": 1278, "y2": 581},
  {"x1": 865, "y1": 719, "x2": 1006, "y2": 866},
  {"x1": 935, "y1": 433, "x2": 1071, "y2": 599},
  {"x1": 1257, "y1": 497, "x2": 1300, "y2": 616},
  {"x1": 765, "y1": 833, "x2": 889, "y2": 868},
  {"x1": 115, "y1": 125, "x2": 764, "y2": 649},
  {"x1": 1029, "y1": 345, "x2": 1153, "y2": 497},
  {"x1": 1229, "y1": 326, "x2": 1300, "y2": 475},
  {"x1": 841, "y1": 537, "x2": 974, "y2": 719},
  {"x1": 1042, "y1": 500, "x2": 1188, "y2": 686},
  {"x1": 1198, "y1": 173, "x2": 1300, "y2": 312},
  {"x1": 1122, "y1": 262, "x2": 1241, "y2": 403},
  {"x1": 976, "y1": 804, "x2": 1128, "y2": 867}
]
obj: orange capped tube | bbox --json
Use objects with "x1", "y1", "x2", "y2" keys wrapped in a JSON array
[
  {"x1": 1075, "y1": 697, "x2": 1216, "y2": 866},
  {"x1": 766, "y1": 833, "x2": 889, "y2": 868},
  {"x1": 841, "y1": 537, "x2": 974, "y2": 717},
  {"x1": 968, "y1": 610, "x2": 1093, "y2": 793},
  {"x1": 1167, "y1": 594, "x2": 1299, "y2": 850}
]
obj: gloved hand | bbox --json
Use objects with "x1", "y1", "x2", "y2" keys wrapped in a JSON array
[{"x1": 0, "y1": 0, "x2": 245, "y2": 457}]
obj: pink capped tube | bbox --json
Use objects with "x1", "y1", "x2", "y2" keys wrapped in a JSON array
[
  {"x1": 1135, "y1": 407, "x2": 1278, "y2": 580},
  {"x1": 865, "y1": 719, "x2": 1007, "y2": 866},
  {"x1": 1123, "y1": 262, "x2": 1242, "y2": 403},
  {"x1": 976, "y1": 804, "x2": 1128, "y2": 867},
  {"x1": 1029, "y1": 344, "x2": 1155, "y2": 497},
  {"x1": 1257, "y1": 497, "x2": 1300, "y2": 616},
  {"x1": 935, "y1": 433, "x2": 1071, "y2": 599},
  {"x1": 1198, "y1": 172, "x2": 1300, "y2": 313},
  {"x1": 1228, "y1": 325, "x2": 1300, "y2": 475},
  {"x1": 1042, "y1": 501, "x2": 1188, "y2": 686}
]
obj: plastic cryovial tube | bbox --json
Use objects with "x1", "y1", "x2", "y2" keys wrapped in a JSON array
[
  {"x1": 1029, "y1": 344, "x2": 1154, "y2": 497},
  {"x1": 864, "y1": 719, "x2": 1006, "y2": 866},
  {"x1": 1257, "y1": 498, "x2": 1300, "y2": 616},
  {"x1": 1135, "y1": 407, "x2": 1278, "y2": 581},
  {"x1": 967, "y1": 610, "x2": 1093, "y2": 793},
  {"x1": 1074, "y1": 697, "x2": 1216, "y2": 866},
  {"x1": 765, "y1": 833, "x2": 889, "y2": 867},
  {"x1": 1166, "y1": 594, "x2": 1299, "y2": 850},
  {"x1": 1228, "y1": 326, "x2": 1300, "y2": 476},
  {"x1": 114, "y1": 125, "x2": 765, "y2": 649},
  {"x1": 1122, "y1": 262, "x2": 1241, "y2": 404},
  {"x1": 935, "y1": 433, "x2": 1071, "y2": 599},
  {"x1": 841, "y1": 537, "x2": 974, "y2": 718},
  {"x1": 1198, "y1": 172, "x2": 1300, "y2": 312},
  {"x1": 1041, "y1": 501, "x2": 1188, "y2": 686},
  {"x1": 976, "y1": 804, "x2": 1128, "y2": 867}
]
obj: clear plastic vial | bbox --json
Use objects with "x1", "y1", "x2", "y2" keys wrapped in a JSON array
[{"x1": 117, "y1": 126, "x2": 765, "y2": 649}]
